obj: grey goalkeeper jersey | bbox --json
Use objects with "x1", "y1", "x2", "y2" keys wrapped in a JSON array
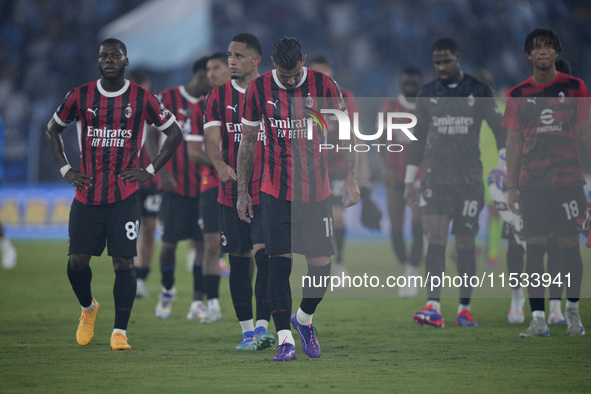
[{"x1": 406, "y1": 74, "x2": 506, "y2": 186}]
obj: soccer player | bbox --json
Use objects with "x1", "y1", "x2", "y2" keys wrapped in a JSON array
[
  {"x1": 237, "y1": 37, "x2": 360, "y2": 361},
  {"x1": 186, "y1": 53, "x2": 232, "y2": 323},
  {"x1": 379, "y1": 66, "x2": 424, "y2": 297},
  {"x1": 405, "y1": 38, "x2": 507, "y2": 328},
  {"x1": 45, "y1": 38, "x2": 182, "y2": 350},
  {"x1": 204, "y1": 33, "x2": 274, "y2": 350},
  {"x1": 0, "y1": 114, "x2": 17, "y2": 270},
  {"x1": 307, "y1": 55, "x2": 366, "y2": 277},
  {"x1": 127, "y1": 68, "x2": 159, "y2": 298},
  {"x1": 152, "y1": 57, "x2": 212, "y2": 321},
  {"x1": 504, "y1": 28, "x2": 590, "y2": 337},
  {"x1": 207, "y1": 52, "x2": 232, "y2": 89},
  {"x1": 184, "y1": 52, "x2": 232, "y2": 275}
]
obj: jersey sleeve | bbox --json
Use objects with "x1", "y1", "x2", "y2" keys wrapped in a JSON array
[
  {"x1": 203, "y1": 89, "x2": 222, "y2": 129},
  {"x1": 242, "y1": 80, "x2": 261, "y2": 127},
  {"x1": 53, "y1": 89, "x2": 78, "y2": 127},
  {"x1": 185, "y1": 101, "x2": 204, "y2": 142},
  {"x1": 501, "y1": 91, "x2": 522, "y2": 132},
  {"x1": 145, "y1": 92, "x2": 176, "y2": 131}
]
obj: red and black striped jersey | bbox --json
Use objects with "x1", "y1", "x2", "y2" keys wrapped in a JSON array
[
  {"x1": 189, "y1": 98, "x2": 219, "y2": 193},
  {"x1": 326, "y1": 87, "x2": 358, "y2": 176},
  {"x1": 138, "y1": 144, "x2": 159, "y2": 189},
  {"x1": 157, "y1": 86, "x2": 201, "y2": 197},
  {"x1": 53, "y1": 79, "x2": 175, "y2": 205},
  {"x1": 502, "y1": 72, "x2": 590, "y2": 188},
  {"x1": 242, "y1": 68, "x2": 346, "y2": 203},
  {"x1": 204, "y1": 79, "x2": 265, "y2": 207},
  {"x1": 381, "y1": 95, "x2": 421, "y2": 185}
]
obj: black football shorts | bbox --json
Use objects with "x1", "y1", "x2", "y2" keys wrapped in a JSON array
[
  {"x1": 219, "y1": 204, "x2": 263, "y2": 254},
  {"x1": 519, "y1": 186, "x2": 586, "y2": 238},
  {"x1": 159, "y1": 191, "x2": 203, "y2": 243},
  {"x1": 68, "y1": 192, "x2": 140, "y2": 257},
  {"x1": 261, "y1": 192, "x2": 334, "y2": 257},
  {"x1": 419, "y1": 182, "x2": 484, "y2": 236}
]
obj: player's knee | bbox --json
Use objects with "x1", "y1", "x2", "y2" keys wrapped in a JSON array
[
  {"x1": 525, "y1": 236, "x2": 546, "y2": 247},
  {"x1": 160, "y1": 242, "x2": 176, "y2": 255},
  {"x1": 69, "y1": 255, "x2": 91, "y2": 270},
  {"x1": 422, "y1": 215, "x2": 448, "y2": 245},
  {"x1": 423, "y1": 225, "x2": 447, "y2": 245},
  {"x1": 455, "y1": 235, "x2": 475, "y2": 250},
  {"x1": 112, "y1": 257, "x2": 134, "y2": 271},
  {"x1": 557, "y1": 236, "x2": 579, "y2": 248},
  {"x1": 306, "y1": 256, "x2": 331, "y2": 267}
]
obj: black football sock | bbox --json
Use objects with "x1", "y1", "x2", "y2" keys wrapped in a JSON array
[
  {"x1": 409, "y1": 221, "x2": 424, "y2": 268},
  {"x1": 159, "y1": 244, "x2": 176, "y2": 290},
  {"x1": 204, "y1": 274, "x2": 220, "y2": 300},
  {"x1": 135, "y1": 267, "x2": 150, "y2": 280},
  {"x1": 457, "y1": 248, "x2": 476, "y2": 305},
  {"x1": 193, "y1": 264, "x2": 205, "y2": 301},
  {"x1": 561, "y1": 245, "x2": 583, "y2": 301},
  {"x1": 525, "y1": 244, "x2": 546, "y2": 312},
  {"x1": 391, "y1": 230, "x2": 407, "y2": 265},
  {"x1": 113, "y1": 267, "x2": 137, "y2": 330},
  {"x1": 268, "y1": 256, "x2": 292, "y2": 331},
  {"x1": 300, "y1": 262, "x2": 332, "y2": 315},
  {"x1": 254, "y1": 249, "x2": 271, "y2": 322},
  {"x1": 229, "y1": 255, "x2": 253, "y2": 321},
  {"x1": 67, "y1": 261, "x2": 93, "y2": 308},
  {"x1": 506, "y1": 242, "x2": 524, "y2": 288},
  {"x1": 425, "y1": 244, "x2": 446, "y2": 301},
  {"x1": 334, "y1": 228, "x2": 345, "y2": 264},
  {"x1": 546, "y1": 236, "x2": 564, "y2": 300},
  {"x1": 161, "y1": 264, "x2": 175, "y2": 290}
]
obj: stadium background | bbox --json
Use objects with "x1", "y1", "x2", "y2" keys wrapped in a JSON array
[{"x1": 1, "y1": 0, "x2": 591, "y2": 239}]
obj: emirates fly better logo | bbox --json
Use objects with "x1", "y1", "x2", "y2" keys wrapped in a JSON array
[{"x1": 303, "y1": 107, "x2": 418, "y2": 152}]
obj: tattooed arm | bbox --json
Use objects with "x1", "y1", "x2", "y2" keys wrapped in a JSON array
[{"x1": 236, "y1": 123, "x2": 259, "y2": 223}]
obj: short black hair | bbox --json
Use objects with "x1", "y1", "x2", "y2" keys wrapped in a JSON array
[
  {"x1": 128, "y1": 69, "x2": 151, "y2": 85},
  {"x1": 555, "y1": 58, "x2": 572, "y2": 75},
  {"x1": 308, "y1": 55, "x2": 331, "y2": 68},
  {"x1": 231, "y1": 33, "x2": 263, "y2": 56},
  {"x1": 208, "y1": 52, "x2": 228, "y2": 66},
  {"x1": 401, "y1": 66, "x2": 422, "y2": 77},
  {"x1": 192, "y1": 56, "x2": 209, "y2": 74},
  {"x1": 523, "y1": 28, "x2": 562, "y2": 54},
  {"x1": 99, "y1": 38, "x2": 127, "y2": 56},
  {"x1": 272, "y1": 37, "x2": 303, "y2": 70},
  {"x1": 432, "y1": 38, "x2": 457, "y2": 54}
]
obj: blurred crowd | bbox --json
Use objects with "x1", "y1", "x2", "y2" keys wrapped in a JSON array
[{"x1": 1, "y1": 0, "x2": 590, "y2": 183}]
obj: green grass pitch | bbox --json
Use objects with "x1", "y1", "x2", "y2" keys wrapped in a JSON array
[{"x1": 1, "y1": 241, "x2": 590, "y2": 393}]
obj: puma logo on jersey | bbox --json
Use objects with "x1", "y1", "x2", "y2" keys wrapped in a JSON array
[
  {"x1": 267, "y1": 100, "x2": 279, "y2": 108},
  {"x1": 227, "y1": 104, "x2": 238, "y2": 112},
  {"x1": 87, "y1": 108, "x2": 98, "y2": 116},
  {"x1": 178, "y1": 108, "x2": 188, "y2": 117},
  {"x1": 527, "y1": 97, "x2": 537, "y2": 105}
]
